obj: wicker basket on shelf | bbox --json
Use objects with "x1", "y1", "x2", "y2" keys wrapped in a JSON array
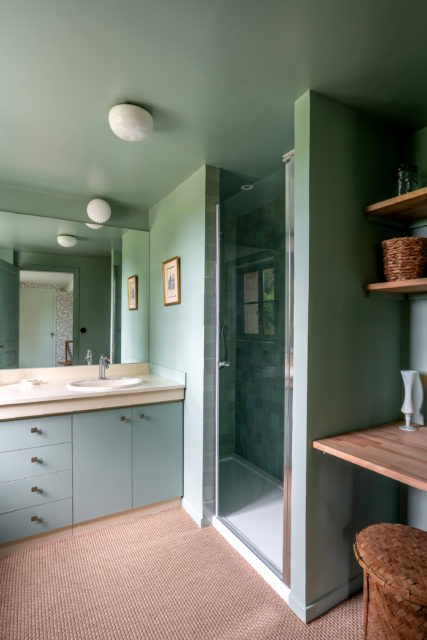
[{"x1": 381, "y1": 237, "x2": 427, "y2": 281}]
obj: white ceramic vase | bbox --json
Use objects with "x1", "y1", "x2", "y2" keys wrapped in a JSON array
[{"x1": 400, "y1": 370, "x2": 417, "y2": 431}]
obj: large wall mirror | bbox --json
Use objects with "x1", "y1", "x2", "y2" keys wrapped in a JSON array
[{"x1": 0, "y1": 211, "x2": 149, "y2": 370}]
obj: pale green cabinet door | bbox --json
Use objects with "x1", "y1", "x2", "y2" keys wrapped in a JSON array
[
  {"x1": 73, "y1": 409, "x2": 132, "y2": 523},
  {"x1": 132, "y1": 402, "x2": 183, "y2": 508}
]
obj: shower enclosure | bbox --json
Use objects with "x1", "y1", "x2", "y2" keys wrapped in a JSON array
[{"x1": 216, "y1": 155, "x2": 293, "y2": 584}]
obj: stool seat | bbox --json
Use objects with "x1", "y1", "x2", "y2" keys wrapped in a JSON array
[{"x1": 354, "y1": 523, "x2": 427, "y2": 639}]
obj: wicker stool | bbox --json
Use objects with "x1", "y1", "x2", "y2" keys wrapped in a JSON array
[{"x1": 353, "y1": 523, "x2": 427, "y2": 640}]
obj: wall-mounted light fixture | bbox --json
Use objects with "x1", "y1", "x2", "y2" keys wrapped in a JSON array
[
  {"x1": 108, "y1": 103, "x2": 153, "y2": 142},
  {"x1": 57, "y1": 235, "x2": 77, "y2": 248}
]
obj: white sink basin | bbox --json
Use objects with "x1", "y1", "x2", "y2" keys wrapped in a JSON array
[{"x1": 67, "y1": 377, "x2": 145, "y2": 392}]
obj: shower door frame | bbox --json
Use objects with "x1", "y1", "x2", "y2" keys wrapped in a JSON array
[{"x1": 214, "y1": 154, "x2": 294, "y2": 588}]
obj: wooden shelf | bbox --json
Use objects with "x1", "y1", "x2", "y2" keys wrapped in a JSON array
[
  {"x1": 364, "y1": 187, "x2": 427, "y2": 222},
  {"x1": 364, "y1": 278, "x2": 427, "y2": 293},
  {"x1": 313, "y1": 421, "x2": 427, "y2": 492}
]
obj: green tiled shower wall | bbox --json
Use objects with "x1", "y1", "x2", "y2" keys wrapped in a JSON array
[
  {"x1": 202, "y1": 166, "x2": 220, "y2": 523},
  {"x1": 218, "y1": 168, "x2": 286, "y2": 482},
  {"x1": 235, "y1": 194, "x2": 286, "y2": 480}
]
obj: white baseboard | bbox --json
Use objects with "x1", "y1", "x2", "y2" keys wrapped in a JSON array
[
  {"x1": 182, "y1": 498, "x2": 209, "y2": 527},
  {"x1": 289, "y1": 573, "x2": 363, "y2": 623}
]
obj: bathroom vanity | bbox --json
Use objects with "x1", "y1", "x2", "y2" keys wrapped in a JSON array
[{"x1": 0, "y1": 363, "x2": 185, "y2": 550}]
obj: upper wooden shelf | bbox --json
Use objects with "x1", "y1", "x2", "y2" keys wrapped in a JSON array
[
  {"x1": 364, "y1": 187, "x2": 427, "y2": 222},
  {"x1": 365, "y1": 278, "x2": 427, "y2": 293}
]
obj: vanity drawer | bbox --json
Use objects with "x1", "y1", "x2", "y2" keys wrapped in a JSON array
[
  {"x1": 0, "y1": 498, "x2": 72, "y2": 544},
  {"x1": 0, "y1": 414, "x2": 71, "y2": 452},
  {"x1": 0, "y1": 443, "x2": 72, "y2": 482},
  {"x1": 0, "y1": 470, "x2": 72, "y2": 514}
]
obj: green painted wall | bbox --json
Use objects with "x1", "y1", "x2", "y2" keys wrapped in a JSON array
[
  {"x1": 291, "y1": 92, "x2": 403, "y2": 621},
  {"x1": 0, "y1": 249, "x2": 13, "y2": 264},
  {"x1": 406, "y1": 126, "x2": 427, "y2": 530},
  {"x1": 121, "y1": 230, "x2": 150, "y2": 363},
  {"x1": 16, "y1": 251, "x2": 110, "y2": 364},
  {"x1": 149, "y1": 166, "x2": 206, "y2": 525}
]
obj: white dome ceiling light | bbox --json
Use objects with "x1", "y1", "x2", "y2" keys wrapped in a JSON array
[
  {"x1": 87, "y1": 198, "x2": 111, "y2": 224},
  {"x1": 108, "y1": 103, "x2": 153, "y2": 142},
  {"x1": 57, "y1": 235, "x2": 78, "y2": 248}
]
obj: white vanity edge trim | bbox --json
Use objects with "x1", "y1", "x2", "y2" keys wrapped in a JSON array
[{"x1": 0, "y1": 387, "x2": 185, "y2": 420}]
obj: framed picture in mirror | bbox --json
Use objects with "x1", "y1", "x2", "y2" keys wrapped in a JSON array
[
  {"x1": 128, "y1": 275, "x2": 138, "y2": 310},
  {"x1": 163, "y1": 256, "x2": 180, "y2": 305},
  {"x1": 65, "y1": 340, "x2": 73, "y2": 363}
]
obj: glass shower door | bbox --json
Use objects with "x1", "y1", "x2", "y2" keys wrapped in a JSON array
[{"x1": 216, "y1": 159, "x2": 293, "y2": 581}]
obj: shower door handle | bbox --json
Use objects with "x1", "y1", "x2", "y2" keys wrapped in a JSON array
[{"x1": 218, "y1": 361, "x2": 230, "y2": 369}]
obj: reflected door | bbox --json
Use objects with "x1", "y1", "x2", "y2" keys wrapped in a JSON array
[
  {"x1": 0, "y1": 259, "x2": 18, "y2": 368},
  {"x1": 19, "y1": 288, "x2": 56, "y2": 368}
]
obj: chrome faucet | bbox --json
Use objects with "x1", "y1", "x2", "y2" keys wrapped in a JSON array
[{"x1": 98, "y1": 354, "x2": 110, "y2": 380}]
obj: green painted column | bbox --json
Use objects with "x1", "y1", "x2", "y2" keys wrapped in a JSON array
[
  {"x1": 149, "y1": 166, "x2": 206, "y2": 525},
  {"x1": 291, "y1": 91, "x2": 403, "y2": 621},
  {"x1": 406, "y1": 126, "x2": 427, "y2": 531}
]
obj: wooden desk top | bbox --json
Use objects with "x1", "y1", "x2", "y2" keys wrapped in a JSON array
[{"x1": 313, "y1": 421, "x2": 427, "y2": 492}]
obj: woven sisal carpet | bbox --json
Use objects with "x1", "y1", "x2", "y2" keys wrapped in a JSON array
[{"x1": 0, "y1": 507, "x2": 362, "y2": 639}]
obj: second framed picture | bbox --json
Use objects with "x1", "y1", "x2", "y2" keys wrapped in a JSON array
[
  {"x1": 163, "y1": 256, "x2": 181, "y2": 305},
  {"x1": 128, "y1": 275, "x2": 138, "y2": 310}
]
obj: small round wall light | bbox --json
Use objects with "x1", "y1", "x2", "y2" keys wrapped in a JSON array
[
  {"x1": 87, "y1": 198, "x2": 111, "y2": 224},
  {"x1": 108, "y1": 103, "x2": 153, "y2": 142},
  {"x1": 240, "y1": 184, "x2": 254, "y2": 191},
  {"x1": 57, "y1": 235, "x2": 77, "y2": 248}
]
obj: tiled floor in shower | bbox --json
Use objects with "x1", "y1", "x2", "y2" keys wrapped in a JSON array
[{"x1": 218, "y1": 455, "x2": 284, "y2": 573}]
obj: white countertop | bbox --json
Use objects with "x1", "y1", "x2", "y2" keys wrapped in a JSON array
[{"x1": 0, "y1": 374, "x2": 184, "y2": 407}]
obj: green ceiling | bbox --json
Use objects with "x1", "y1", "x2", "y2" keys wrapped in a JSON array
[{"x1": 1, "y1": 0, "x2": 427, "y2": 217}]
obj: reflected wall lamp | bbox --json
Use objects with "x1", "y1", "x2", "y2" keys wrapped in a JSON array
[
  {"x1": 85, "y1": 222, "x2": 103, "y2": 230},
  {"x1": 87, "y1": 198, "x2": 111, "y2": 224},
  {"x1": 57, "y1": 235, "x2": 77, "y2": 248}
]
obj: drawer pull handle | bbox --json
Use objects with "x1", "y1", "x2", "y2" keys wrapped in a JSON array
[
  {"x1": 31, "y1": 456, "x2": 41, "y2": 463},
  {"x1": 139, "y1": 414, "x2": 145, "y2": 419},
  {"x1": 30, "y1": 427, "x2": 40, "y2": 434},
  {"x1": 0, "y1": 345, "x2": 4, "y2": 349},
  {"x1": 31, "y1": 486, "x2": 39, "y2": 493},
  {"x1": 120, "y1": 416, "x2": 127, "y2": 422},
  {"x1": 30, "y1": 515, "x2": 40, "y2": 522}
]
